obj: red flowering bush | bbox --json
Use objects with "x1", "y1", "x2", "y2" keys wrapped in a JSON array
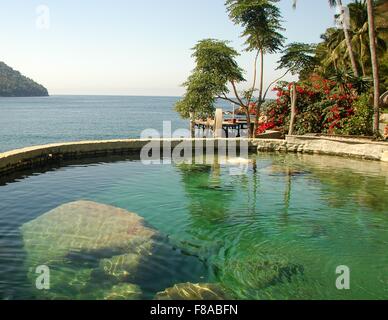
[{"x1": 257, "y1": 75, "x2": 370, "y2": 136}]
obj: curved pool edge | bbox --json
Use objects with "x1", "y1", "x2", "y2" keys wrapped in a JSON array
[
  {"x1": 1, "y1": 136, "x2": 388, "y2": 176},
  {"x1": 0, "y1": 138, "x2": 253, "y2": 176},
  {"x1": 253, "y1": 136, "x2": 388, "y2": 162}
]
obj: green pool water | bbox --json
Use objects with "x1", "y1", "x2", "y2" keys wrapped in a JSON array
[{"x1": 0, "y1": 153, "x2": 387, "y2": 300}]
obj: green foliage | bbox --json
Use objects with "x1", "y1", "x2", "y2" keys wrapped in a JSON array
[
  {"x1": 192, "y1": 39, "x2": 245, "y2": 83},
  {"x1": 0, "y1": 62, "x2": 48, "y2": 97},
  {"x1": 226, "y1": 0, "x2": 285, "y2": 53},
  {"x1": 347, "y1": 1, "x2": 387, "y2": 76},
  {"x1": 299, "y1": 0, "x2": 388, "y2": 82},
  {"x1": 176, "y1": 0, "x2": 290, "y2": 136},
  {"x1": 338, "y1": 93, "x2": 374, "y2": 136},
  {"x1": 175, "y1": 72, "x2": 218, "y2": 119},
  {"x1": 175, "y1": 39, "x2": 244, "y2": 119},
  {"x1": 260, "y1": 77, "x2": 372, "y2": 136},
  {"x1": 277, "y1": 43, "x2": 317, "y2": 76},
  {"x1": 381, "y1": 51, "x2": 388, "y2": 92},
  {"x1": 328, "y1": 69, "x2": 372, "y2": 95},
  {"x1": 296, "y1": 101, "x2": 328, "y2": 135}
]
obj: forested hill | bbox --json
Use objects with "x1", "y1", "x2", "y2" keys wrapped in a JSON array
[{"x1": 0, "y1": 62, "x2": 49, "y2": 97}]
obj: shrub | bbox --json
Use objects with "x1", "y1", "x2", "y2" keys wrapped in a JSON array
[
  {"x1": 336, "y1": 93, "x2": 373, "y2": 136},
  {"x1": 257, "y1": 75, "x2": 372, "y2": 137}
]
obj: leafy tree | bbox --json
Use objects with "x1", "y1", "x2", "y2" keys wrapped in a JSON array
[
  {"x1": 175, "y1": 39, "x2": 247, "y2": 136},
  {"x1": 175, "y1": 72, "x2": 218, "y2": 120},
  {"x1": 226, "y1": 0, "x2": 286, "y2": 135},
  {"x1": 177, "y1": 3, "x2": 314, "y2": 138},
  {"x1": 276, "y1": 43, "x2": 317, "y2": 78}
]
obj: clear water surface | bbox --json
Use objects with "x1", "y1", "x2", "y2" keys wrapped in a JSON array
[{"x1": 0, "y1": 153, "x2": 387, "y2": 300}]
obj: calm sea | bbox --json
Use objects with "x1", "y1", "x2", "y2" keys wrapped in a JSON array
[{"x1": 0, "y1": 95, "x2": 233, "y2": 153}]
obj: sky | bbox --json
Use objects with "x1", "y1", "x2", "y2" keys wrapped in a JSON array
[{"x1": 0, "y1": 0, "x2": 352, "y2": 97}]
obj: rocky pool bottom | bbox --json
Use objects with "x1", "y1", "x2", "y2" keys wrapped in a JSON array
[{"x1": 0, "y1": 153, "x2": 387, "y2": 300}]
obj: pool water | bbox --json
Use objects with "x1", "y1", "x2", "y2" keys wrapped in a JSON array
[{"x1": 0, "y1": 153, "x2": 388, "y2": 300}]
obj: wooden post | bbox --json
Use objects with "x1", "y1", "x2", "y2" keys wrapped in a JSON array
[
  {"x1": 189, "y1": 112, "x2": 195, "y2": 138},
  {"x1": 214, "y1": 108, "x2": 223, "y2": 138},
  {"x1": 288, "y1": 83, "x2": 297, "y2": 136}
]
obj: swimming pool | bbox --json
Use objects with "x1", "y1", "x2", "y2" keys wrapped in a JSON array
[{"x1": 0, "y1": 153, "x2": 387, "y2": 300}]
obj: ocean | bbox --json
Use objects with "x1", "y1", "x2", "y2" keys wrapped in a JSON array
[{"x1": 0, "y1": 95, "x2": 233, "y2": 153}]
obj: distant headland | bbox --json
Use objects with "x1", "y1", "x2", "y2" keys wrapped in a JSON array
[{"x1": 0, "y1": 62, "x2": 48, "y2": 97}]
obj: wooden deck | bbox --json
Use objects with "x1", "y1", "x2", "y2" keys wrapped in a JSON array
[{"x1": 194, "y1": 120, "x2": 254, "y2": 138}]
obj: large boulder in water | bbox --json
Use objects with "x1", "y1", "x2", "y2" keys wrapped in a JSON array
[
  {"x1": 155, "y1": 283, "x2": 231, "y2": 300},
  {"x1": 21, "y1": 200, "x2": 156, "y2": 263},
  {"x1": 21, "y1": 200, "x2": 156, "y2": 299}
]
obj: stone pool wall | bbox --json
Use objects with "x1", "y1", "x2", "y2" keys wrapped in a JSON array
[
  {"x1": 253, "y1": 135, "x2": 388, "y2": 162},
  {"x1": 0, "y1": 139, "x2": 253, "y2": 176},
  {"x1": 1, "y1": 136, "x2": 388, "y2": 176}
]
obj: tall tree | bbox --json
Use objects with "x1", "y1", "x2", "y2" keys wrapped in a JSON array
[
  {"x1": 177, "y1": 4, "x2": 320, "y2": 138},
  {"x1": 334, "y1": 1, "x2": 386, "y2": 77},
  {"x1": 366, "y1": 0, "x2": 381, "y2": 134},
  {"x1": 303, "y1": 1, "x2": 387, "y2": 78},
  {"x1": 333, "y1": 0, "x2": 361, "y2": 77},
  {"x1": 277, "y1": 42, "x2": 317, "y2": 77},
  {"x1": 277, "y1": 42, "x2": 318, "y2": 135},
  {"x1": 175, "y1": 39, "x2": 251, "y2": 136},
  {"x1": 226, "y1": 0, "x2": 285, "y2": 136},
  {"x1": 293, "y1": 0, "x2": 360, "y2": 77}
]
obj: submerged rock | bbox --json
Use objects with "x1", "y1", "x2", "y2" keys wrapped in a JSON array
[
  {"x1": 215, "y1": 253, "x2": 304, "y2": 297},
  {"x1": 33, "y1": 266, "x2": 96, "y2": 300},
  {"x1": 21, "y1": 200, "x2": 156, "y2": 263},
  {"x1": 21, "y1": 200, "x2": 156, "y2": 299},
  {"x1": 155, "y1": 283, "x2": 231, "y2": 300},
  {"x1": 103, "y1": 283, "x2": 142, "y2": 300},
  {"x1": 99, "y1": 251, "x2": 152, "y2": 282}
]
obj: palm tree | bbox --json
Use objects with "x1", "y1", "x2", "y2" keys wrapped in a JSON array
[
  {"x1": 350, "y1": 1, "x2": 373, "y2": 76},
  {"x1": 349, "y1": 1, "x2": 386, "y2": 77},
  {"x1": 332, "y1": 0, "x2": 361, "y2": 77},
  {"x1": 318, "y1": 1, "x2": 386, "y2": 77},
  {"x1": 293, "y1": 0, "x2": 360, "y2": 77},
  {"x1": 226, "y1": 0, "x2": 285, "y2": 136},
  {"x1": 366, "y1": 0, "x2": 381, "y2": 134},
  {"x1": 320, "y1": 27, "x2": 346, "y2": 72}
]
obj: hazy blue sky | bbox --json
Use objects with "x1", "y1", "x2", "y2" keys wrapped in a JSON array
[{"x1": 0, "y1": 0, "x2": 351, "y2": 96}]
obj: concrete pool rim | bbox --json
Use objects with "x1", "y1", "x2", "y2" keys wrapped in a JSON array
[{"x1": 1, "y1": 136, "x2": 388, "y2": 177}]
